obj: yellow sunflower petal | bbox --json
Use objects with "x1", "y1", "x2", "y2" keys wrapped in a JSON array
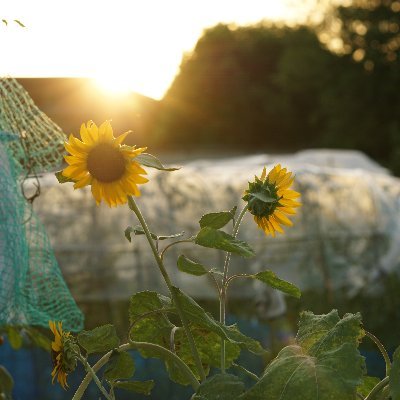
[
  {"x1": 99, "y1": 120, "x2": 114, "y2": 143},
  {"x1": 91, "y1": 180, "x2": 103, "y2": 205},
  {"x1": 260, "y1": 167, "x2": 267, "y2": 180},
  {"x1": 113, "y1": 130, "x2": 132, "y2": 146},
  {"x1": 73, "y1": 174, "x2": 92, "y2": 189},
  {"x1": 79, "y1": 123, "x2": 96, "y2": 145},
  {"x1": 277, "y1": 206, "x2": 297, "y2": 215},
  {"x1": 274, "y1": 209, "x2": 293, "y2": 226},
  {"x1": 283, "y1": 189, "x2": 301, "y2": 199},
  {"x1": 279, "y1": 198, "x2": 301, "y2": 208},
  {"x1": 269, "y1": 216, "x2": 284, "y2": 234}
]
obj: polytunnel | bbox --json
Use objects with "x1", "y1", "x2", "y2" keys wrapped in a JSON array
[{"x1": 30, "y1": 148, "x2": 400, "y2": 305}]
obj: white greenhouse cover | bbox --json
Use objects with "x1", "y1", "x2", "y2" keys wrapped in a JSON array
[{"x1": 30, "y1": 149, "x2": 400, "y2": 306}]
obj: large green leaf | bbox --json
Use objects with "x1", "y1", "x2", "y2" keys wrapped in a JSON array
[
  {"x1": 172, "y1": 287, "x2": 264, "y2": 355},
  {"x1": 195, "y1": 227, "x2": 255, "y2": 258},
  {"x1": 129, "y1": 291, "x2": 174, "y2": 357},
  {"x1": 104, "y1": 351, "x2": 135, "y2": 382},
  {"x1": 390, "y1": 345, "x2": 400, "y2": 399},
  {"x1": 192, "y1": 374, "x2": 245, "y2": 400},
  {"x1": 77, "y1": 325, "x2": 120, "y2": 354},
  {"x1": 135, "y1": 153, "x2": 180, "y2": 171},
  {"x1": 114, "y1": 380, "x2": 154, "y2": 395},
  {"x1": 240, "y1": 311, "x2": 365, "y2": 400},
  {"x1": 177, "y1": 255, "x2": 209, "y2": 276},
  {"x1": 170, "y1": 326, "x2": 241, "y2": 384},
  {"x1": 199, "y1": 207, "x2": 237, "y2": 229}
]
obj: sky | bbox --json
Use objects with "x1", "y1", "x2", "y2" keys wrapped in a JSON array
[{"x1": 1, "y1": 0, "x2": 312, "y2": 99}]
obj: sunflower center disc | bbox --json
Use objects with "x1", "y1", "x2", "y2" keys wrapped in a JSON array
[{"x1": 87, "y1": 144, "x2": 126, "y2": 182}]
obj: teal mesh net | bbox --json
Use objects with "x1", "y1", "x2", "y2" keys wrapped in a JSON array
[{"x1": 0, "y1": 78, "x2": 83, "y2": 332}]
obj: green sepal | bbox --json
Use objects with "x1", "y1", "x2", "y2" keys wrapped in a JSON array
[
  {"x1": 240, "y1": 310, "x2": 365, "y2": 400},
  {"x1": 135, "y1": 153, "x2": 180, "y2": 171},
  {"x1": 77, "y1": 325, "x2": 120, "y2": 354},
  {"x1": 192, "y1": 374, "x2": 245, "y2": 400},
  {"x1": 199, "y1": 207, "x2": 237, "y2": 229},
  {"x1": 55, "y1": 170, "x2": 75, "y2": 184},
  {"x1": 171, "y1": 287, "x2": 265, "y2": 355},
  {"x1": 124, "y1": 225, "x2": 184, "y2": 242},
  {"x1": 177, "y1": 255, "x2": 209, "y2": 276},
  {"x1": 113, "y1": 380, "x2": 154, "y2": 395},
  {"x1": 390, "y1": 345, "x2": 400, "y2": 399},
  {"x1": 195, "y1": 227, "x2": 255, "y2": 258},
  {"x1": 252, "y1": 270, "x2": 301, "y2": 298},
  {"x1": 0, "y1": 366, "x2": 14, "y2": 400},
  {"x1": 248, "y1": 192, "x2": 276, "y2": 203}
]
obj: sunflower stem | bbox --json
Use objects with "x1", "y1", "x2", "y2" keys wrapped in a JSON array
[
  {"x1": 127, "y1": 196, "x2": 206, "y2": 382},
  {"x1": 78, "y1": 354, "x2": 113, "y2": 400},
  {"x1": 220, "y1": 204, "x2": 249, "y2": 373}
]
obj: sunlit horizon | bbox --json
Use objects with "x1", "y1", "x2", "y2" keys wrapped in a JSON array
[{"x1": 1, "y1": 0, "x2": 313, "y2": 100}]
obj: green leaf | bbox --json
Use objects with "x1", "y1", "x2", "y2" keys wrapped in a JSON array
[
  {"x1": 135, "y1": 153, "x2": 180, "y2": 171},
  {"x1": 55, "y1": 170, "x2": 75, "y2": 184},
  {"x1": 0, "y1": 366, "x2": 14, "y2": 400},
  {"x1": 199, "y1": 207, "x2": 237, "y2": 229},
  {"x1": 192, "y1": 374, "x2": 245, "y2": 400},
  {"x1": 177, "y1": 255, "x2": 209, "y2": 276},
  {"x1": 240, "y1": 311, "x2": 365, "y2": 400},
  {"x1": 104, "y1": 351, "x2": 135, "y2": 382},
  {"x1": 77, "y1": 325, "x2": 119, "y2": 354},
  {"x1": 114, "y1": 380, "x2": 154, "y2": 395},
  {"x1": 124, "y1": 225, "x2": 184, "y2": 242},
  {"x1": 7, "y1": 327, "x2": 23, "y2": 350},
  {"x1": 390, "y1": 345, "x2": 400, "y2": 399},
  {"x1": 129, "y1": 292, "x2": 173, "y2": 357},
  {"x1": 357, "y1": 376, "x2": 381, "y2": 398},
  {"x1": 195, "y1": 227, "x2": 255, "y2": 258},
  {"x1": 252, "y1": 270, "x2": 301, "y2": 298},
  {"x1": 172, "y1": 287, "x2": 265, "y2": 355}
]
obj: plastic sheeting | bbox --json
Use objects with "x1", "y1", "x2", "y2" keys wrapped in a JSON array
[{"x1": 30, "y1": 149, "x2": 400, "y2": 304}]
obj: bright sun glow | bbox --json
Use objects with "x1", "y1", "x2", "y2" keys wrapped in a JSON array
[{"x1": 1, "y1": 0, "x2": 308, "y2": 100}]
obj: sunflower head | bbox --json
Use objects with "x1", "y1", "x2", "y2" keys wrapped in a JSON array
[
  {"x1": 62, "y1": 120, "x2": 149, "y2": 207},
  {"x1": 243, "y1": 164, "x2": 301, "y2": 237},
  {"x1": 49, "y1": 321, "x2": 79, "y2": 390}
]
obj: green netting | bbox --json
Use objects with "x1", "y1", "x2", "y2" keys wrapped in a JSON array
[
  {"x1": 0, "y1": 77, "x2": 65, "y2": 173},
  {"x1": 0, "y1": 77, "x2": 83, "y2": 332}
]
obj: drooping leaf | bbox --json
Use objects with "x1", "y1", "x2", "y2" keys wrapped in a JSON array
[
  {"x1": 7, "y1": 327, "x2": 23, "y2": 350},
  {"x1": 171, "y1": 287, "x2": 264, "y2": 355},
  {"x1": 77, "y1": 325, "x2": 119, "y2": 354},
  {"x1": 25, "y1": 327, "x2": 51, "y2": 351},
  {"x1": 192, "y1": 374, "x2": 245, "y2": 400},
  {"x1": 135, "y1": 153, "x2": 180, "y2": 171},
  {"x1": 253, "y1": 271, "x2": 301, "y2": 298},
  {"x1": 129, "y1": 291, "x2": 173, "y2": 357},
  {"x1": 390, "y1": 345, "x2": 400, "y2": 399},
  {"x1": 357, "y1": 376, "x2": 381, "y2": 398},
  {"x1": 104, "y1": 351, "x2": 135, "y2": 382},
  {"x1": 55, "y1": 170, "x2": 75, "y2": 184},
  {"x1": 199, "y1": 207, "x2": 237, "y2": 229},
  {"x1": 124, "y1": 225, "x2": 184, "y2": 242},
  {"x1": 195, "y1": 227, "x2": 255, "y2": 258},
  {"x1": 114, "y1": 380, "x2": 154, "y2": 395},
  {"x1": 0, "y1": 366, "x2": 13, "y2": 400},
  {"x1": 177, "y1": 255, "x2": 209, "y2": 276},
  {"x1": 240, "y1": 311, "x2": 365, "y2": 400}
]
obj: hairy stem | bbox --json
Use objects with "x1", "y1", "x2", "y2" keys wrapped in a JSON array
[
  {"x1": 365, "y1": 331, "x2": 391, "y2": 376},
  {"x1": 365, "y1": 376, "x2": 389, "y2": 400},
  {"x1": 220, "y1": 204, "x2": 249, "y2": 372},
  {"x1": 128, "y1": 196, "x2": 206, "y2": 382}
]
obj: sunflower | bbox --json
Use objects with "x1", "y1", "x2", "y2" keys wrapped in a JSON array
[
  {"x1": 243, "y1": 164, "x2": 301, "y2": 236},
  {"x1": 62, "y1": 120, "x2": 148, "y2": 207},
  {"x1": 49, "y1": 321, "x2": 77, "y2": 389}
]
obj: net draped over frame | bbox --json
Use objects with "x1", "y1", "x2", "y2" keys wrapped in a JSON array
[{"x1": 0, "y1": 78, "x2": 83, "y2": 332}]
